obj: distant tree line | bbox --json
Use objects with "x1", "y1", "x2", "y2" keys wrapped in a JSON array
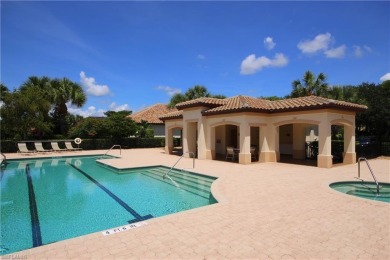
[
  {"x1": 261, "y1": 71, "x2": 390, "y2": 142},
  {"x1": 0, "y1": 76, "x2": 152, "y2": 141}
]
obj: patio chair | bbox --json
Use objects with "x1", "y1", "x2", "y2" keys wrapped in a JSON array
[
  {"x1": 65, "y1": 141, "x2": 82, "y2": 151},
  {"x1": 34, "y1": 142, "x2": 53, "y2": 153},
  {"x1": 225, "y1": 147, "x2": 236, "y2": 161},
  {"x1": 17, "y1": 143, "x2": 37, "y2": 154},
  {"x1": 51, "y1": 142, "x2": 67, "y2": 152}
]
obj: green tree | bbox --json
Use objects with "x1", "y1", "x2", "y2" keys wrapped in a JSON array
[
  {"x1": 1, "y1": 86, "x2": 52, "y2": 139},
  {"x1": 1, "y1": 83, "x2": 9, "y2": 101},
  {"x1": 68, "y1": 117, "x2": 108, "y2": 139},
  {"x1": 290, "y1": 71, "x2": 328, "y2": 98},
  {"x1": 137, "y1": 120, "x2": 150, "y2": 138},
  {"x1": 168, "y1": 85, "x2": 226, "y2": 108},
  {"x1": 104, "y1": 110, "x2": 137, "y2": 142},
  {"x1": 21, "y1": 76, "x2": 87, "y2": 136}
]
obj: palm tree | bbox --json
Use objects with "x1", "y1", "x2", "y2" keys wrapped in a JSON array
[
  {"x1": 50, "y1": 78, "x2": 87, "y2": 135},
  {"x1": 168, "y1": 85, "x2": 226, "y2": 108},
  {"x1": 21, "y1": 76, "x2": 87, "y2": 135},
  {"x1": 291, "y1": 71, "x2": 328, "y2": 98}
]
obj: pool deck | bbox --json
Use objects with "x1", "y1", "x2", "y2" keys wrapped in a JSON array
[{"x1": 2, "y1": 148, "x2": 389, "y2": 259}]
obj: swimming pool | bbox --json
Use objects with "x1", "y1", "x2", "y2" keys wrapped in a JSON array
[
  {"x1": 0, "y1": 155, "x2": 217, "y2": 255},
  {"x1": 330, "y1": 181, "x2": 390, "y2": 203}
]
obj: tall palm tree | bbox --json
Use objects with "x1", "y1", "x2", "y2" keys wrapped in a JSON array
[
  {"x1": 291, "y1": 71, "x2": 328, "y2": 98},
  {"x1": 21, "y1": 76, "x2": 87, "y2": 135},
  {"x1": 50, "y1": 77, "x2": 87, "y2": 135},
  {"x1": 168, "y1": 85, "x2": 225, "y2": 108}
]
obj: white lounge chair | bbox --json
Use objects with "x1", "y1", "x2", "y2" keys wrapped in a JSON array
[
  {"x1": 17, "y1": 143, "x2": 37, "y2": 154},
  {"x1": 51, "y1": 142, "x2": 67, "y2": 152},
  {"x1": 34, "y1": 142, "x2": 52, "y2": 153},
  {"x1": 65, "y1": 142, "x2": 82, "y2": 151}
]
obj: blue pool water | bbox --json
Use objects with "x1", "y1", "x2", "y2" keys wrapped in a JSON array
[
  {"x1": 330, "y1": 181, "x2": 390, "y2": 203},
  {"x1": 0, "y1": 155, "x2": 217, "y2": 255}
]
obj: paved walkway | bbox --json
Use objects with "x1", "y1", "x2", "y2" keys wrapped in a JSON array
[{"x1": 2, "y1": 148, "x2": 389, "y2": 259}]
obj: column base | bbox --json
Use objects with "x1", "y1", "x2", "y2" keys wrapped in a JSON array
[
  {"x1": 165, "y1": 146, "x2": 173, "y2": 154},
  {"x1": 317, "y1": 155, "x2": 333, "y2": 168},
  {"x1": 259, "y1": 151, "x2": 277, "y2": 162},
  {"x1": 239, "y1": 153, "x2": 251, "y2": 164},
  {"x1": 343, "y1": 152, "x2": 356, "y2": 164}
]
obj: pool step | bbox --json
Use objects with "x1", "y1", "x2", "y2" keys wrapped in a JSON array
[
  {"x1": 139, "y1": 171, "x2": 211, "y2": 199},
  {"x1": 144, "y1": 169, "x2": 212, "y2": 196},
  {"x1": 147, "y1": 168, "x2": 214, "y2": 192},
  {"x1": 149, "y1": 167, "x2": 214, "y2": 186},
  {"x1": 139, "y1": 169, "x2": 214, "y2": 199}
]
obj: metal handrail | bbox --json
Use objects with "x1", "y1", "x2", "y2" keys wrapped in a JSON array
[
  {"x1": 163, "y1": 152, "x2": 195, "y2": 180},
  {"x1": 103, "y1": 145, "x2": 122, "y2": 157},
  {"x1": 358, "y1": 157, "x2": 380, "y2": 194},
  {"x1": 0, "y1": 153, "x2": 6, "y2": 166}
]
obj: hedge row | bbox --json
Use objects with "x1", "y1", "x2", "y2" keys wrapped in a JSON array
[{"x1": 0, "y1": 137, "x2": 166, "y2": 153}]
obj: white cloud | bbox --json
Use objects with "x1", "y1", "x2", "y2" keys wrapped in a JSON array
[
  {"x1": 68, "y1": 105, "x2": 106, "y2": 117},
  {"x1": 240, "y1": 53, "x2": 288, "y2": 75},
  {"x1": 324, "y1": 45, "x2": 346, "y2": 58},
  {"x1": 108, "y1": 102, "x2": 130, "y2": 111},
  {"x1": 197, "y1": 54, "x2": 206, "y2": 60},
  {"x1": 67, "y1": 102, "x2": 130, "y2": 117},
  {"x1": 353, "y1": 46, "x2": 363, "y2": 58},
  {"x1": 380, "y1": 73, "x2": 390, "y2": 82},
  {"x1": 297, "y1": 32, "x2": 332, "y2": 54},
  {"x1": 156, "y1": 85, "x2": 182, "y2": 96},
  {"x1": 353, "y1": 45, "x2": 372, "y2": 58},
  {"x1": 80, "y1": 71, "x2": 110, "y2": 96},
  {"x1": 264, "y1": 37, "x2": 276, "y2": 50}
]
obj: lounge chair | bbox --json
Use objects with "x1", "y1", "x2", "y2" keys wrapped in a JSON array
[
  {"x1": 65, "y1": 142, "x2": 82, "y2": 151},
  {"x1": 17, "y1": 143, "x2": 37, "y2": 154},
  {"x1": 51, "y1": 142, "x2": 67, "y2": 152},
  {"x1": 34, "y1": 142, "x2": 52, "y2": 153}
]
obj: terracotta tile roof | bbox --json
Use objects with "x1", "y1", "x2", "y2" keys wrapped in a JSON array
[
  {"x1": 159, "y1": 110, "x2": 183, "y2": 121},
  {"x1": 194, "y1": 95, "x2": 367, "y2": 115},
  {"x1": 128, "y1": 104, "x2": 177, "y2": 124},
  {"x1": 159, "y1": 95, "x2": 367, "y2": 121},
  {"x1": 175, "y1": 97, "x2": 227, "y2": 109}
]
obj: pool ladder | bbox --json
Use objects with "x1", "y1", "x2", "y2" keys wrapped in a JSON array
[
  {"x1": 163, "y1": 152, "x2": 196, "y2": 187},
  {"x1": 357, "y1": 157, "x2": 380, "y2": 195}
]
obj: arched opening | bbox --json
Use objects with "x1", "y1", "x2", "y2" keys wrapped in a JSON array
[
  {"x1": 331, "y1": 119, "x2": 356, "y2": 165},
  {"x1": 277, "y1": 121, "x2": 319, "y2": 167},
  {"x1": 213, "y1": 124, "x2": 239, "y2": 161}
]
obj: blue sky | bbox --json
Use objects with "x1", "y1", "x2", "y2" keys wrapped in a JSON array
[{"x1": 2, "y1": 1, "x2": 389, "y2": 117}]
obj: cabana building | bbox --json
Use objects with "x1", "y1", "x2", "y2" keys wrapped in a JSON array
[{"x1": 160, "y1": 95, "x2": 367, "y2": 168}]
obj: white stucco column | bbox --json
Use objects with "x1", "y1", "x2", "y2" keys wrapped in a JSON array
[
  {"x1": 259, "y1": 124, "x2": 278, "y2": 162},
  {"x1": 293, "y1": 124, "x2": 306, "y2": 159},
  {"x1": 239, "y1": 123, "x2": 251, "y2": 164},
  {"x1": 197, "y1": 119, "x2": 207, "y2": 160},
  {"x1": 164, "y1": 127, "x2": 173, "y2": 154},
  {"x1": 209, "y1": 126, "x2": 216, "y2": 160},
  {"x1": 343, "y1": 124, "x2": 356, "y2": 164},
  {"x1": 318, "y1": 121, "x2": 332, "y2": 168}
]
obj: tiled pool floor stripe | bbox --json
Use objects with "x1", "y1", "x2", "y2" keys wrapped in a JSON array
[
  {"x1": 25, "y1": 164, "x2": 43, "y2": 247},
  {"x1": 68, "y1": 163, "x2": 153, "y2": 222}
]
